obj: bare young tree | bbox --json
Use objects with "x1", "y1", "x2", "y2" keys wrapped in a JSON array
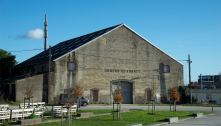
[
  {"x1": 18, "y1": 66, "x2": 38, "y2": 106},
  {"x1": 0, "y1": 91, "x2": 4, "y2": 103},
  {"x1": 60, "y1": 85, "x2": 83, "y2": 126},
  {"x1": 60, "y1": 87, "x2": 75, "y2": 126},
  {"x1": 150, "y1": 75, "x2": 159, "y2": 115}
]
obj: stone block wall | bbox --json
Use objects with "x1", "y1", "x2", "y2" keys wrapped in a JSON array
[
  {"x1": 16, "y1": 74, "x2": 43, "y2": 102},
  {"x1": 52, "y1": 25, "x2": 184, "y2": 104}
]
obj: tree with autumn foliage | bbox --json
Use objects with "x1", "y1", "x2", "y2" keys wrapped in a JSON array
[
  {"x1": 113, "y1": 86, "x2": 124, "y2": 121},
  {"x1": 113, "y1": 87, "x2": 124, "y2": 103},
  {"x1": 73, "y1": 85, "x2": 83, "y2": 98},
  {"x1": 73, "y1": 85, "x2": 83, "y2": 111},
  {"x1": 170, "y1": 87, "x2": 180, "y2": 112},
  {"x1": 170, "y1": 87, "x2": 180, "y2": 102}
]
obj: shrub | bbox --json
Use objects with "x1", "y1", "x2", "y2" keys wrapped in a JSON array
[
  {"x1": 192, "y1": 96, "x2": 198, "y2": 103},
  {"x1": 27, "y1": 113, "x2": 38, "y2": 119},
  {"x1": 43, "y1": 111, "x2": 52, "y2": 116},
  {"x1": 10, "y1": 101, "x2": 20, "y2": 105},
  {"x1": 2, "y1": 122, "x2": 9, "y2": 126},
  {"x1": 186, "y1": 95, "x2": 198, "y2": 103},
  {"x1": 178, "y1": 86, "x2": 188, "y2": 103}
]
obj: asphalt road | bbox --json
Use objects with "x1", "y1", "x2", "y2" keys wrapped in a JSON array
[
  {"x1": 9, "y1": 104, "x2": 221, "y2": 112},
  {"x1": 163, "y1": 114, "x2": 221, "y2": 126}
]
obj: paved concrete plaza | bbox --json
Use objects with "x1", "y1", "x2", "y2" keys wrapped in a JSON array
[{"x1": 164, "y1": 114, "x2": 221, "y2": 126}]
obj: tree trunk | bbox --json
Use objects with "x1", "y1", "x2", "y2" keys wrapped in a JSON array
[
  {"x1": 152, "y1": 100, "x2": 153, "y2": 114},
  {"x1": 175, "y1": 100, "x2": 176, "y2": 112},
  {"x1": 61, "y1": 106, "x2": 63, "y2": 126},
  {"x1": 119, "y1": 103, "x2": 121, "y2": 120},
  {"x1": 154, "y1": 99, "x2": 155, "y2": 114}
]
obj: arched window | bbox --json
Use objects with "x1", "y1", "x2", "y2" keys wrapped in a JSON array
[{"x1": 163, "y1": 65, "x2": 170, "y2": 73}]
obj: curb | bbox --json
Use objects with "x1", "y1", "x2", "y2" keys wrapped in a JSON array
[
  {"x1": 203, "y1": 112, "x2": 221, "y2": 117},
  {"x1": 142, "y1": 111, "x2": 221, "y2": 126},
  {"x1": 87, "y1": 104, "x2": 175, "y2": 106},
  {"x1": 144, "y1": 122, "x2": 169, "y2": 126}
]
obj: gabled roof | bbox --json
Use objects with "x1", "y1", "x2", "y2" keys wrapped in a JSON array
[
  {"x1": 14, "y1": 24, "x2": 122, "y2": 68},
  {"x1": 0, "y1": 75, "x2": 25, "y2": 83},
  {"x1": 122, "y1": 24, "x2": 184, "y2": 65},
  {"x1": 14, "y1": 23, "x2": 183, "y2": 68}
]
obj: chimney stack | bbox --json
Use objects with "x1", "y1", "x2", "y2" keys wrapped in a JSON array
[{"x1": 44, "y1": 14, "x2": 48, "y2": 51}]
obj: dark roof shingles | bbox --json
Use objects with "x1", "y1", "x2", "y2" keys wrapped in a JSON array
[{"x1": 14, "y1": 24, "x2": 121, "y2": 68}]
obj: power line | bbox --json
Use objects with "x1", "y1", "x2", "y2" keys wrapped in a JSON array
[{"x1": 7, "y1": 48, "x2": 43, "y2": 52}]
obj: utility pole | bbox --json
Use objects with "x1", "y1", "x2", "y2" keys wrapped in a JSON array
[
  {"x1": 188, "y1": 54, "x2": 192, "y2": 104},
  {"x1": 49, "y1": 46, "x2": 51, "y2": 72},
  {"x1": 48, "y1": 46, "x2": 51, "y2": 104},
  {"x1": 178, "y1": 55, "x2": 192, "y2": 104}
]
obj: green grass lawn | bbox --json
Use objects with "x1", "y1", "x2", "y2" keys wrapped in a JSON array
[
  {"x1": 36, "y1": 110, "x2": 213, "y2": 126},
  {"x1": 0, "y1": 110, "x2": 213, "y2": 126}
]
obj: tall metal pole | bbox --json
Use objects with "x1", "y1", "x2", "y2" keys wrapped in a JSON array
[
  {"x1": 44, "y1": 14, "x2": 48, "y2": 51},
  {"x1": 49, "y1": 46, "x2": 51, "y2": 72},
  {"x1": 48, "y1": 46, "x2": 51, "y2": 104},
  {"x1": 188, "y1": 54, "x2": 192, "y2": 104}
]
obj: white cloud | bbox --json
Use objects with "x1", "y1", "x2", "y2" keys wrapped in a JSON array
[{"x1": 17, "y1": 29, "x2": 44, "y2": 39}]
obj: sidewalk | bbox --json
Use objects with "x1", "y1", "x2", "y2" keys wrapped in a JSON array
[{"x1": 86, "y1": 104, "x2": 174, "y2": 106}]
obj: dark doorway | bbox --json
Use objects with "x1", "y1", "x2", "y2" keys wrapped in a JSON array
[
  {"x1": 121, "y1": 82, "x2": 132, "y2": 104},
  {"x1": 42, "y1": 73, "x2": 48, "y2": 103},
  {"x1": 93, "y1": 90, "x2": 98, "y2": 102},
  {"x1": 112, "y1": 81, "x2": 133, "y2": 104},
  {"x1": 4, "y1": 84, "x2": 9, "y2": 100},
  {"x1": 147, "y1": 89, "x2": 152, "y2": 101},
  {"x1": 11, "y1": 84, "x2": 16, "y2": 101}
]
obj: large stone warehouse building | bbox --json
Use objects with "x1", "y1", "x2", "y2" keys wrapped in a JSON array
[{"x1": 0, "y1": 24, "x2": 184, "y2": 104}]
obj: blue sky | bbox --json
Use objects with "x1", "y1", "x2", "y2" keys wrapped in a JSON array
[{"x1": 0, "y1": 0, "x2": 220, "y2": 85}]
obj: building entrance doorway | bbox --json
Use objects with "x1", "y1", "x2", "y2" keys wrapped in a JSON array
[{"x1": 112, "y1": 81, "x2": 133, "y2": 104}]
